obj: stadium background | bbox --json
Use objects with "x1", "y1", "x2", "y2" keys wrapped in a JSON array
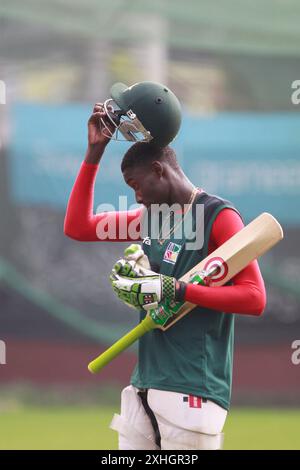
[{"x1": 0, "y1": 0, "x2": 300, "y2": 449}]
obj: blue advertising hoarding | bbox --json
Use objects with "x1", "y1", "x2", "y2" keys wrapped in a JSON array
[{"x1": 8, "y1": 103, "x2": 300, "y2": 224}]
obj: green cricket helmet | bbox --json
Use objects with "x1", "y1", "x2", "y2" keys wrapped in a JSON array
[{"x1": 101, "y1": 81, "x2": 182, "y2": 147}]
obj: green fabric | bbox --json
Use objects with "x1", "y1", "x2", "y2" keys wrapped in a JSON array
[{"x1": 131, "y1": 193, "x2": 238, "y2": 410}]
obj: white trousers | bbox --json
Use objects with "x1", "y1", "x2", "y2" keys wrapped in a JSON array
[{"x1": 110, "y1": 385, "x2": 227, "y2": 450}]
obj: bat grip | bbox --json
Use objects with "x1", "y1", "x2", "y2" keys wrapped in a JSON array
[{"x1": 88, "y1": 315, "x2": 155, "y2": 374}]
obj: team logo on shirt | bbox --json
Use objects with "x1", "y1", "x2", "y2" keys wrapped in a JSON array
[{"x1": 163, "y1": 242, "x2": 182, "y2": 265}]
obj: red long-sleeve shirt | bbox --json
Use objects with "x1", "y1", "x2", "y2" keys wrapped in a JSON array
[{"x1": 64, "y1": 162, "x2": 266, "y2": 315}]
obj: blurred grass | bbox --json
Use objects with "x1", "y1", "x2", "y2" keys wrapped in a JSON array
[
  {"x1": 0, "y1": 406, "x2": 299, "y2": 450},
  {"x1": 0, "y1": 406, "x2": 117, "y2": 450},
  {"x1": 224, "y1": 408, "x2": 300, "y2": 450}
]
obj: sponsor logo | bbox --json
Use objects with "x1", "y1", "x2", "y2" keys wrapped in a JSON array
[
  {"x1": 163, "y1": 242, "x2": 182, "y2": 265},
  {"x1": 183, "y1": 395, "x2": 206, "y2": 408},
  {"x1": 203, "y1": 256, "x2": 228, "y2": 284}
]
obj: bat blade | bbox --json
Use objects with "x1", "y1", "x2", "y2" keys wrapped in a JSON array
[{"x1": 88, "y1": 212, "x2": 283, "y2": 372}]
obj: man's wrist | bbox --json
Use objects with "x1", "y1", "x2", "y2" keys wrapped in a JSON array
[
  {"x1": 84, "y1": 143, "x2": 107, "y2": 164},
  {"x1": 175, "y1": 280, "x2": 187, "y2": 302}
]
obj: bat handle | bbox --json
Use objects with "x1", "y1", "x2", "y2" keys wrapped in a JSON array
[{"x1": 88, "y1": 315, "x2": 155, "y2": 374}]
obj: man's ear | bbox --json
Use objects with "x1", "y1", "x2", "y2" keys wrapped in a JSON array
[{"x1": 151, "y1": 160, "x2": 164, "y2": 178}]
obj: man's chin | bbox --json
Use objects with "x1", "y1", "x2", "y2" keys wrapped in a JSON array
[{"x1": 144, "y1": 202, "x2": 163, "y2": 210}]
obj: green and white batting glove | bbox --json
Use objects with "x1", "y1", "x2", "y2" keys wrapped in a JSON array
[
  {"x1": 123, "y1": 244, "x2": 151, "y2": 269},
  {"x1": 110, "y1": 243, "x2": 186, "y2": 310},
  {"x1": 112, "y1": 257, "x2": 152, "y2": 279},
  {"x1": 112, "y1": 244, "x2": 152, "y2": 278},
  {"x1": 110, "y1": 270, "x2": 177, "y2": 310}
]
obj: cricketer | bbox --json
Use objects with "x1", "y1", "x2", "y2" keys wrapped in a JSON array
[{"x1": 64, "y1": 82, "x2": 267, "y2": 450}]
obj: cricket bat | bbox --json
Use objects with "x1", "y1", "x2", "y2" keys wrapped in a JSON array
[{"x1": 88, "y1": 212, "x2": 283, "y2": 373}]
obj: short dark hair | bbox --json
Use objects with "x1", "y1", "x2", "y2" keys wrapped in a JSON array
[{"x1": 121, "y1": 142, "x2": 179, "y2": 172}]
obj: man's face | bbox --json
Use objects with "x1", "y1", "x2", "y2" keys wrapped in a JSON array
[{"x1": 123, "y1": 163, "x2": 168, "y2": 208}]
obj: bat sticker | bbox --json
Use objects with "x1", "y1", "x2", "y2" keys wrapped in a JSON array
[{"x1": 203, "y1": 257, "x2": 229, "y2": 284}]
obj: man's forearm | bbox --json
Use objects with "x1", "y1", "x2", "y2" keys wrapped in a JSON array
[
  {"x1": 84, "y1": 143, "x2": 107, "y2": 165},
  {"x1": 184, "y1": 279, "x2": 266, "y2": 315}
]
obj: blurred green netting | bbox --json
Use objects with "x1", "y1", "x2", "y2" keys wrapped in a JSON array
[
  {"x1": 0, "y1": 257, "x2": 130, "y2": 345},
  {"x1": 0, "y1": 0, "x2": 299, "y2": 55}
]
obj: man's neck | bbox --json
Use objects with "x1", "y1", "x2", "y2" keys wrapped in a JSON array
[{"x1": 168, "y1": 171, "x2": 196, "y2": 207}]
